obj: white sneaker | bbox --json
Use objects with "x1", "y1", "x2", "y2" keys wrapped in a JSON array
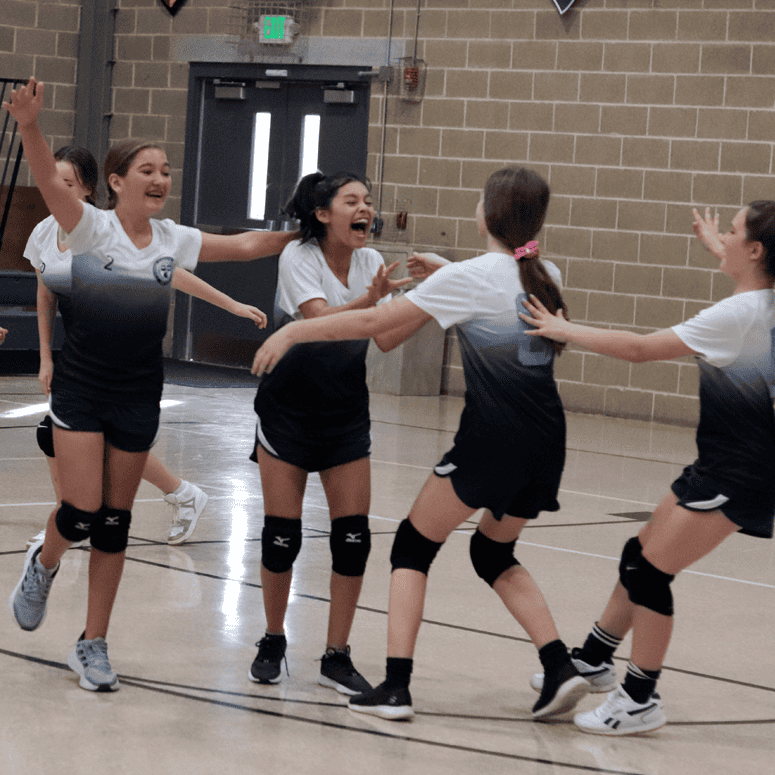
[
  {"x1": 531, "y1": 648, "x2": 617, "y2": 694},
  {"x1": 574, "y1": 687, "x2": 667, "y2": 736},
  {"x1": 165, "y1": 482, "x2": 208, "y2": 545},
  {"x1": 26, "y1": 529, "x2": 47, "y2": 549}
]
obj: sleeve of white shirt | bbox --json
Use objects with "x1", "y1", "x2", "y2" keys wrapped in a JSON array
[
  {"x1": 277, "y1": 241, "x2": 327, "y2": 315},
  {"x1": 671, "y1": 297, "x2": 746, "y2": 367},
  {"x1": 161, "y1": 220, "x2": 202, "y2": 272},
  {"x1": 543, "y1": 260, "x2": 563, "y2": 290},
  {"x1": 23, "y1": 220, "x2": 47, "y2": 272},
  {"x1": 405, "y1": 262, "x2": 480, "y2": 330},
  {"x1": 58, "y1": 201, "x2": 101, "y2": 254}
]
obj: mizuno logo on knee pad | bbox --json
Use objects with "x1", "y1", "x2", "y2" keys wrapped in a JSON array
[
  {"x1": 75, "y1": 522, "x2": 89, "y2": 532},
  {"x1": 273, "y1": 537, "x2": 290, "y2": 548},
  {"x1": 106, "y1": 516, "x2": 120, "y2": 526},
  {"x1": 345, "y1": 532, "x2": 362, "y2": 543}
]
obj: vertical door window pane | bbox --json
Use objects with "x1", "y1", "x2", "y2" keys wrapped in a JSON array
[
  {"x1": 299, "y1": 114, "x2": 320, "y2": 178},
  {"x1": 248, "y1": 112, "x2": 271, "y2": 220}
]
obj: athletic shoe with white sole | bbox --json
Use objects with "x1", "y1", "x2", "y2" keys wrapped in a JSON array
[
  {"x1": 67, "y1": 633, "x2": 120, "y2": 692},
  {"x1": 532, "y1": 663, "x2": 590, "y2": 719},
  {"x1": 531, "y1": 648, "x2": 617, "y2": 694},
  {"x1": 574, "y1": 686, "x2": 666, "y2": 736},
  {"x1": 348, "y1": 682, "x2": 414, "y2": 720},
  {"x1": 319, "y1": 646, "x2": 372, "y2": 695},
  {"x1": 26, "y1": 529, "x2": 47, "y2": 549},
  {"x1": 8, "y1": 539, "x2": 58, "y2": 631},
  {"x1": 249, "y1": 633, "x2": 287, "y2": 684},
  {"x1": 166, "y1": 482, "x2": 208, "y2": 545}
]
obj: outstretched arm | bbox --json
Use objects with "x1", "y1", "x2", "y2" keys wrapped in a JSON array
[
  {"x1": 519, "y1": 295, "x2": 696, "y2": 363},
  {"x1": 198, "y1": 230, "x2": 299, "y2": 263},
  {"x1": 252, "y1": 296, "x2": 432, "y2": 375},
  {"x1": 171, "y1": 267, "x2": 267, "y2": 327},
  {"x1": 2, "y1": 78, "x2": 83, "y2": 234},
  {"x1": 406, "y1": 252, "x2": 450, "y2": 280}
]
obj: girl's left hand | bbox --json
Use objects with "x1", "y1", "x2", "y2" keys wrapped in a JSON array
[
  {"x1": 231, "y1": 302, "x2": 268, "y2": 328},
  {"x1": 2, "y1": 77, "x2": 44, "y2": 127},
  {"x1": 251, "y1": 328, "x2": 293, "y2": 376},
  {"x1": 518, "y1": 295, "x2": 572, "y2": 342},
  {"x1": 692, "y1": 207, "x2": 725, "y2": 260},
  {"x1": 367, "y1": 261, "x2": 413, "y2": 304}
]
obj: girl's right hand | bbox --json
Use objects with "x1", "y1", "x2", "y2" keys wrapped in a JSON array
[{"x1": 1, "y1": 77, "x2": 43, "y2": 127}]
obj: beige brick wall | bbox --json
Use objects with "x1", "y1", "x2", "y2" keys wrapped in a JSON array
[
  {"x1": 1, "y1": 0, "x2": 82, "y2": 183},
  {"x1": 6, "y1": 0, "x2": 775, "y2": 425}
]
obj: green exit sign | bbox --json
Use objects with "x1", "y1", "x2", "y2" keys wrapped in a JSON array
[{"x1": 260, "y1": 15, "x2": 288, "y2": 42}]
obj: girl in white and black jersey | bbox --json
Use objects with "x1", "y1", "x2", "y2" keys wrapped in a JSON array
[
  {"x1": 251, "y1": 166, "x2": 588, "y2": 721},
  {"x1": 5, "y1": 78, "x2": 296, "y2": 693},
  {"x1": 26, "y1": 145, "x2": 271, "y2": 547},
  {"x1": 248, "y1": 171, "x2": 411, "y2": 694},
  {"x1": 519, "y1": 202, "x2": 775, "y2": 736}
]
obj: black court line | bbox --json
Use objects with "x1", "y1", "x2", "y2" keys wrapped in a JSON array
[{"x1": 0, "y1": 646, "x2": 644, "y2": 775}]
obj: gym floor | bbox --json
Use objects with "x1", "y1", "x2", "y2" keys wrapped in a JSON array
[{"x1": 1, "y1": 367, "x2": 773, "y2": 775}]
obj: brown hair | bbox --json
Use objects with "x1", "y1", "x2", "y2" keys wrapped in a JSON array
[
  {"x1": 746, "y1": 201, "x2": 775, "y2": 280},
  {"x1": 54, "y1": 146, "x2": 99, "y2": 206},
  {"x1": 104, "y1": 140, "x2": 165, "y2": 209},
  {"x1": 483, "y1": 166, "x2": 569, "y2": 354}
]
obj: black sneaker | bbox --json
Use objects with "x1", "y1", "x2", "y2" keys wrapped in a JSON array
[
  {"x1": 532, "y1": 660, "x2": 590, "y2": 719},
  {"x1": 318, "y1": 646, "x2": 372, "y2": 696},
  {"x1": 348, "y1": 681, "x2": 414, "y2": 720},
  {"x1": 248, "y1": 634, "x2": 287, "y2": 684}
]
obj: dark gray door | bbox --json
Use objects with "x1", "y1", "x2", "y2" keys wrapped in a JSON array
[{"x1": 175, "y1": 64, "x2": 371, "y2": 368}]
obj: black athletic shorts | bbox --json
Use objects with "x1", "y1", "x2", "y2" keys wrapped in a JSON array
[
  {"x1": 249, "y1": 416, "x2": 371, "y2": 473},
  {"x1": 49, "y1": 389, "x2": 160, "y2": 453},
  {"x1": 672, "y1": 463, "x2": 775, "y2": 539}
]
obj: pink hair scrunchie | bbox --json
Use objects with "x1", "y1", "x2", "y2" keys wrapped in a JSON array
[{"x1": 514, "y1": 240, "x2": 539, "y2": 262}]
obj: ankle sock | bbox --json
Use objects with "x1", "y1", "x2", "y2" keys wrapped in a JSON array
[
  {"x1": 385, "y1": 657, "x2": 413, "y2": 689},
  {"x1": 538, "y1": 639, "x2": 571, "y2": 672},
  {"x1": 622, "y1": 661, "x2": 660, "y2": 703},
  {"x1": 576, "y1": 623, "x2": 622, "y2": 666}
]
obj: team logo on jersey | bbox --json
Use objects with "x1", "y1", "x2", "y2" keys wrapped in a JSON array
[{"x1": 153, "y1": 257, "x2": 174, "y2": 285}]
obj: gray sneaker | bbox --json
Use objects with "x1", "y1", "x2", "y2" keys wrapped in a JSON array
[
  {"x1": 67, "y1": 634, "x2": 120, "y2": 692},
  {"x1": 8, "y1": 540, "x2": 58, "y2": 631}
]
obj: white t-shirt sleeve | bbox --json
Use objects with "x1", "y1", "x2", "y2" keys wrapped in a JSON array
[
  {"x1": 158, "y1": 219, "x2": 202, "y2": 272},
  {"x1": 672, "y1": 297, "x2": 747, "y2": 367},
  {"x1": 277, "y1": 241, "x2": 328, "y2": 315},
  {"x1": 23, "y1": 219, "x2": 49, "y2": 271},
  {"x1": 544, "y1": 260, "x2": 563, "y2": 290},
  {"x1": 58, "y1": 201, "x2": 101, "y2": 254},
  {"x1": 405, "y1": 261, "x2": 481, "y2": 330}
]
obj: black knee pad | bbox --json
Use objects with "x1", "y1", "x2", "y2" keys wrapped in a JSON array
[
  {"x1": 330, "y1": 514, "x2": 371, "y2": 577},
  {"x1": 55, "y1": 501, "x2": 97, "y2": 543},
  {"x1": 469, "y1": 529, "x2": 520, "y2": 587},
  {"x1": 623, "y1": 554, "x2": 675, "y2": 616},
  {"x1": 390, "y1": 518, "x2": 442, "y2": 575},
  {"x1": 261, "y1": 515, "x2": 302, "y2": 574},
  {"x1": 618, "y1": 536, "x2": 643, "y2": 588},
  {"x1": 90, "y1": 506, "x2": 132, "y2": 553},
  {"x1": 36, "y1": 415, "x2": 55, "y2": 458}
]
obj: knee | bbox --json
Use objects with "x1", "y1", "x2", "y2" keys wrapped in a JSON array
[
  {"x1": 261, "y1": 515, "x2": 302, "y2": 574},
  {"x1": 469, "y1": 529, "x2": 519, "y2": 587},
  {"x1": 619, "y1": 538, "x2": 675, "y2": 616},
  {"x1": 389, "y1": 518, "x2": 442, "y2": 576},
  {"x1": 329, "y1": 514, "x2": 371, "y2": 577},
  {"x1": 90, "y1": 505, "x2": 132, "y2": 553},
  {"x1": 55, "y1": 501, "x2": 98, "y2": 543}
]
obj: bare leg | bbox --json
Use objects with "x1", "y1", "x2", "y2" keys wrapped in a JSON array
[
  {"x1": 479, "y1": 511, "x2": 560, "y2": 649},
  {"x1": 141, "y1": 452, "x2": 181, "y2": 495},
  {"x1": 40, "y1": 427, "x2": 104, "y2": 569},
  {"x1": 254, "y1": 446, "x2": 306, "y2": 633},
  {"x1": 319, "y1": 456, "x2": 371, "y2": 649},
  {"x1": 84, "y1": 444, "x2": 148, "y2": 640},
  {"x1": 387, "y1": 474, "x2": 475, "y2": 658}
]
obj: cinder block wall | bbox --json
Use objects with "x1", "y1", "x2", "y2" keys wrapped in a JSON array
[{"x1": 6, "y1": 0, "x2": 775, "y2": 425}]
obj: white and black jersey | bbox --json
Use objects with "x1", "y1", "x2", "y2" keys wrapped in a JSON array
[
  {"x1": 51, "y1": 204, "x2": 201, "y2": 403},
  {"x1": 672, "y1": 290, "x2": 775, "y2": 536},
  {"x1": 254, "y1": 239, "x2": 385, "y2": 443},
  {"x1": 24, "y1": 214, "x2": 76, "y2": 331},
  {"x1": 405, "y1": 252, "x2": 566, "y2": 517}
]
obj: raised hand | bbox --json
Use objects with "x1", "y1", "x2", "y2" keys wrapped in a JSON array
[
  {"x1": 2, "y1": 77, "x2": 44, "y2": 127},
  {"x1": 367, "y1": 261, "x2": 413, "y2": 304},
  {"x1": 406, "y1": 252, "x2": 448, "y2": 280},
  {"x1": 692, "y1": 207, "x2": 724, "y2": 261}
]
